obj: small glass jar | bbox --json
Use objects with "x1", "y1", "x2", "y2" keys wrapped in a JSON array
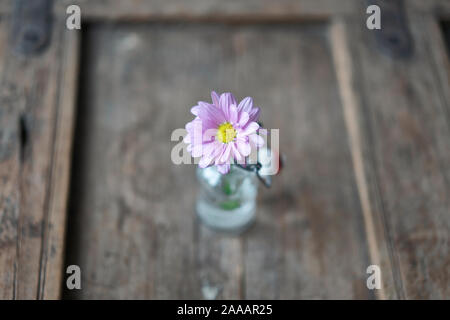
[{"x1": 196, "y1": 165, "x2": 259, "y2": 233}]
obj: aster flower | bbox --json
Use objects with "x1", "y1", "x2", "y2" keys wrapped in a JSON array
[{"x1": 184, "y1": 91, "x2": 264, "y2": 174}]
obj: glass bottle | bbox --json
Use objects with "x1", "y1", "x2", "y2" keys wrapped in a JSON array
[{"x1": 196, "y1": 165, "x2": 258, "y2": 233}]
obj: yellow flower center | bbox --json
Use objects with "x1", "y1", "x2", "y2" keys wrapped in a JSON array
[{"x1": 217, "y1": 122, "x2": 237, "y2": 143}]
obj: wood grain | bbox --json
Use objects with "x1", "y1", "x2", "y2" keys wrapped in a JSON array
[
  {"x1": 0, "y1": 17, "x2": 20, "y2": 300},
  {"x1": 55, "y1": 0, "x2": 356, "y2": 21},
  {"x1": 0, "y1": 0, "x2": 356, "y2": 20},
  {"x1": 331, "y1": 13, "x2": 450, "y2": 299},
  {"x1": 1, "y1": 0, "x2": 450, "y2": 19},
  {"x1": 0, "y1": 17, "x2": 79, "y2": 299},
  {"x1": 64, "y1": 22, "x2": 372, "y2": 299},
  {"x1": 331, "y1": 19, "x2": 397, "y2": 300},
  {"x1": 39, "y1": 27, "x2": 80, "y2": 300},
  {"x1": 240, "y1": 24, "x2": 372, "y2": 299}
]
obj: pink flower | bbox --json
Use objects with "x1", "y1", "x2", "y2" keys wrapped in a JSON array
[{"x1": 184, "y1": 91, "x2": 264, "y2": 174}]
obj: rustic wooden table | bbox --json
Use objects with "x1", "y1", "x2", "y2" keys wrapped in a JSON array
[{"x1": 0, "y1": 0, "x2": 449, "y2": 299}]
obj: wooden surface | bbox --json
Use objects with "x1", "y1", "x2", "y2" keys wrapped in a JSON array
[
  {"x1": 0, "y1": 0, "x2": 357, "y2": 20},
  {"x1": 0, "y1": 0, "x2": 449, "y2": 299},
  {"x1": 0, "y1": 16, "x2": 79, "y2": 299},
  {"x1": 332, "y1": 10, "x2": 450, "y2": 299},
  {"x1": 64, "y1": 23, "x2": 372, "y2": 299},
  {"x1": 1, "y1": 0, "x2": 449, "y2": 19}
]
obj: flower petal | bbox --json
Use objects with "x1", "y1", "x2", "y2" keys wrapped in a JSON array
[
  {"x1": 248, "y1": 107, "x2": 260, "y2": 122},
  {"x1": 213, "y1": 144, "x2": 226, "y2": 164},
  {"x1": 230, "y1": 104, "x2": 238, "y2": 124},
  {"x1": 228, "y1": 93, "x2": 237, "y2": 105},
  {"x1": 203, "y1": 128, "x2": 217, "y2": 143},
  {"x1": 199, "y1": 155, "x2": 213, "y2": 168},
  {"x1": 202, "y1": 141, "x2": 217, "y2": 156},
  {"x1": 191, "y1": 105, "x2": 201, "y2": 116},
  {"x1": 198, "y1": 101, "x2": 225, "y2": 125},
  {"x1": 231, "y1": 142, "x2": 243, "y2": 162},
  {"x1": 240, "y1": 122, "x2": 259, "y2": 136},
  {"x1": 219, "y1": 93, "x2": 236, "y2": 120},
  {"x1": 211, "y1": 91, "x2": 220, "y2": 108},
  {"x1": 249, "y1": 133, "x2": 264, "y2": 148},
  {"x1": 238, "y1": 112, "x2": 249, "y2": 127},
  {"x1": 220, "y1": 144, "x2": 232, "y2": 163},
  {"x1": 219, "y1": 94, "x2": 230, "y2": 119},
  {"x1": 192, "y1": 144, "x2": 203, "y2": 157},
  {"x1": 189, "y1": 119, "x2": 204, "y2": 145},
  {"x1": 185, "y1": 120, "x2": 193, "y2": 132},
  {"x1": 236, "y1": 139, "x2": 251, "y2": 156},
  {"x1": 238, "y1": 97, "x2": 253, "y2": 113},
  {"x1": 217, "y1": 163, "x2": 230, "y2": 174}
]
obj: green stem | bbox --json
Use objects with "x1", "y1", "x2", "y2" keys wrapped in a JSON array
[{"x1": 219, "y1": 168, "x2": 241, "y2": 210}]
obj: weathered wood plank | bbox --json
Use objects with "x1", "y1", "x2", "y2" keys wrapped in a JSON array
[
  {"x1": 2, "y1": 0, "x2": 450, "y2": 20},
  {"x1": 66, "y1": 22, "x2": 372, "y2": 299},
  {"x1": 196, "y1": 224, "x2": 243, "y2": 299},
  {"x1": 0, "y1": 17, "x2": 79, "y2": 299},
  {"x1": 64, "y1": 24, "x2": 245, "y2": 299},
  {"x1": 330, "y1": 20, "x2": 397, "y2": 300},
  {"x1": 240, "y1": 24, "x2": 372, "y2": 299},
  {"x1": 331, "y1": 13, "x2": 450, "y2": 299},
  {"x1": 0, "y1": 0, "x2": 356, "y2": 20},
  {"x1": 13, "y1": 22, "x2": 63, "y2": 301},
  {"x1": 0, "y1": 16, "x2": 63, "y2": 299},
  {"x1": 0, "y1": 17, "x2": 20, "y2": 299},
  {"x1": 55, "y1": 0, "x2": 356, "y2": 21},
  {"x1": 39, "y1": 27, "x2": 80, "y2": 300}
]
